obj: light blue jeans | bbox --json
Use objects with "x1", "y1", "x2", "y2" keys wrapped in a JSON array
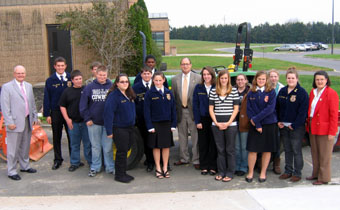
[
  {"x1": 235, "y1": 131, "x2": 248, "y2": 173},
  {"x1": 68, "y1": 122, "x2": 92, "y2": 166},
  {"x1": 87, "y1": 124, "x2": 115, "y2": 173}
]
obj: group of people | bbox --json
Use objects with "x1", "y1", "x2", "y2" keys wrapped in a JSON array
[{"x1": 1, "y1": 55, "x2": 338, "y2": 186}]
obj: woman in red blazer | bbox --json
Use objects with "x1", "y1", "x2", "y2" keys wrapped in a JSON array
[{"x1": 306, "y1": 71, "x2": 339, "y2": 185}]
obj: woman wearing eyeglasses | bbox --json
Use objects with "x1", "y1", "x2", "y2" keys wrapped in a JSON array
[{"x1": 104, "y1": 73, "x2": 136, "y2": 183}]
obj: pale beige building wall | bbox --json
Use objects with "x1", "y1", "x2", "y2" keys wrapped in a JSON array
[
  {"x1": 150, "y1": 18, "x2": 170, "y2": 55},
  {"x1": 0, "y1": 3, "x2": 95, "y2": 85}
]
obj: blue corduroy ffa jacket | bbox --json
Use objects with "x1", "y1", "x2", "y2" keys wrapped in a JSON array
[
  {"x1": 247, "y1": 89, "x2": 277, "y2": 128},
  {"x1": 43, "y1": 72, "x2": 71, "y2": 117},
  {"x1": 132, "y1": 81, "x2": 149, "y2": 121},
  {"x1": 192, "y1": 84, "x2": 215, "y2": 125},
  {"x1": 144, "y1": 86, "x2": 177, "y2": 130},
  {"x1": 103, "y1": 88, "x2": 136, "y2": 136},
  {"x1": 276, "y1": 83, "x2": 309, "y2": 129}
]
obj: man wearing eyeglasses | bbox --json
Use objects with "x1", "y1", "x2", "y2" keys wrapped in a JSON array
[{"x1": 172, "y1": 57, "x2": 201, "y2": 169}]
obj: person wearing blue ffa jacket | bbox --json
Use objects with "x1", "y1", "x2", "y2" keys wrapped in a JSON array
[
  {"x1": 133, "y1": 55, "x2": 169, "y2": 89},
  {"x1": 246, "y1": 71, "x2": 278, "y2": 183},
  {"x1": 132, "y1": 66, "x2": 155, "y2": 172},
  {"x1": 193, "y1": 66, "x2": 217, "y2": 176},
  {"x1": 276, "y1": 67, "x2": 309, "y2": 182},
  {"x1": 104, "y1": 73, "x2": 136, "y2": 183},
  {"x1": 144, "y1": 71, "x2": 177, "y2": 179},
  {"x1": 43, "y1": 57, "x2": 72, "y2": 170}
]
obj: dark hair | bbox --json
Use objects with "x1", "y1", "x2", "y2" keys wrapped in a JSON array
[
  {"x1": 200, "y1": 66, "x2": 216, "y2": 86},
  {"x1": 90, "y1": 61, "x2": 101, "y2": 70},
  {"x1": 54, "y1": 57, "x2": 67, "y2": 65},
  {"x1": 145, "y1": 55, "x2": 156, "y2": 63},
  {"x1": 251, "y1": 71, "x2": 273, "y2": 92},
  {"x1": 151, "y1": 71, "x2": 166, "y2": 87},
  {"x1": 141, "y1": 66, "x2": 152, "y2": 73},
  {"x1": 108, "y1": 73, "x2": 136, "y2": 100},
  {"x1": 312, "y1": 70, "x2": 331, "y2": 88},
  {"x1": 180, "y1": 57, "x2": 191, "y2": 65},
  {"x1": 70, "y1": 70, "x2": 82, "y2": 80},
  {"x1": 96, "y1": 65, "x2": 108, "y2": 73}
]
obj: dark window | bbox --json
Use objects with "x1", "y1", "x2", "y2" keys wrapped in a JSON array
[{"x1": 152, "y1": 32, "x2": 165, "y2": 55}]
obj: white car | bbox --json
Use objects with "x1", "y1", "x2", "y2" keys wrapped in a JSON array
[
  {"x1": 296, "y1": 44, "x2": 306, "y2": 51},
  {"x1": 274, "y1": 44, "x2": 299, "y2": 51},
  {"x1": 320, "y1": 43, "x2": 328, "y2": 50}
]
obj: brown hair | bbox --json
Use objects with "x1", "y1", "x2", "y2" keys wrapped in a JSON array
[
  {"x1": 251, "y1": 71, "x2": 273, "y2": 92},
  {"x1": 285, "y1": 66, "x2": 298, "y2": 79},
  {"x1": 216, "y1": 70, "x2": 232, "y2": 96},
  {"x1": 108, "y1": 73, "x2": 136, "y2": 100},
  {"x1": 90, "y1": 61, "x2": 101, "y2": 70},
  {"x1": 54, "y1": 57, "x2": 66, "y2": 65},
  {"x1": 96, "y1": 65, "x2": 108, "y2": 73},
  {"x1": 200, "y1": 66, "x2": 216, "y2": 86},
  {"x1": 141, "y1": 66, "x2": 153, "y2": 73}
]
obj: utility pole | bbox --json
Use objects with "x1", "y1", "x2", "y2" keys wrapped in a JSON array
[{"x1": 331, "y1": 0, "x2": 334, "y2": 54}]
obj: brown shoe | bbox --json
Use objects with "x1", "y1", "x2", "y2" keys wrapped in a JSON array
[
  {"x1": 312, "y1": 180, "x2": 328, "y2": 185},
  {"x1": 306, "y1": 176, "x2": 318, "y2": 181},
  {"x1": 174, "y1": 161, "x2": 189, "y2": 166},
  {"x1": 290, "y1": 176, "x2": 301, "y2": 182},
  {"x1": 273, "y1": 158, "x2": 281, "y2": 174},
  {"x1": 279, "y1": 173, "x2": 292, "y2": 179},
  {"x1": 193, "y1": 164, "x2": 200, "y2": 170}
]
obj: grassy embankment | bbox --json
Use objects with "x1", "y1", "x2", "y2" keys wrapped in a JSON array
[{"x1": 304, "y1": 54, "x2": 340, "y2": 60}]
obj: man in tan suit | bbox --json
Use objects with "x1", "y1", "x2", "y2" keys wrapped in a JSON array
[
  {"x1": 1, "y1": 65, "x2": 39, "y2": 181},
  {"x1": 172, "y1": 57, "x2": 201, "y2": 169}
]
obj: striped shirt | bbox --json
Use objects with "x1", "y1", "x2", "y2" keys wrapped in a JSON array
[{"x1": 209, "y1": 87, "x2": 240, "y2": 124}]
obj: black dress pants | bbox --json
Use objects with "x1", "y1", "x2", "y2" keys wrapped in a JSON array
[
  {"x1": 197, "y1": 116, "x2": 217, "y2": 171},
  {"x1": 51, "y1": 110, "x2": 71, "y2": 163},
  {"x1": 114, "y1": 126, "x2": 133, "y2": 178},
  {"x1": 136, "y1": 118, "x2": 154, "y2": 165}
]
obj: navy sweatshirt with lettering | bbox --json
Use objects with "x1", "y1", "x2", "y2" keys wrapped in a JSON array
[{"x1": 79, "y1": 79, "x2": 112, "y2": 125}]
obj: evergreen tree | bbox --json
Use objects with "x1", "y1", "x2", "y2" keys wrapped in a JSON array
[{"x1": 126, "y1": 0, "x2": 162, "y2": 76}]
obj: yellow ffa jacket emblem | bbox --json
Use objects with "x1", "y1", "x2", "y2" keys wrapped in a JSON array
[
  {"x1": 121, "y1": 100, "x2": 127, "y2": 103},
  {"x1": 166, "y1": 93, "x2": 171, "y2": 100},
  {"x1": 152, "y1": 97, "x2": 159, "y2": 100},
  {"x1": 290, "y1": 95, "x2": 296, "y2": 102},
  {"x1": 52, "y1": 83, "x2": 60, "y2": 88},
  {"x1": 67, "y1": 81, "x2": 72, "y2": 87}
]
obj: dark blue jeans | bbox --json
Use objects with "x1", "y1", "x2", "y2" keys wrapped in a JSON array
[
  {"x1": 68, "y1": 122, "x2": 92, "y2": 166},
  {"x1": 280, "y1": 126, "x2": 305, "y2": 177}
]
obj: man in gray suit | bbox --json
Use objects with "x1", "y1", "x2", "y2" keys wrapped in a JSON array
[
  {"x1": 172, "y1": 57, "x2": 201, "y2": 169},
  {"x1": 1, "y1": 65, "x2": 38, "y2": 181}
]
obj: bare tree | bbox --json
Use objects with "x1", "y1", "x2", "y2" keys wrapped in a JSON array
[{"x1": 57, "y1": 0, "x2": 134, "y2": 76}]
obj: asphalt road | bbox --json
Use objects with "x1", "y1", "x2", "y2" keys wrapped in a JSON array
[
  {"x1": 1, "y1": 127, "x2": 340, "y2": 197},
  {"x1": 218, "y1": 47, "x2": 340, "y2": 74}
]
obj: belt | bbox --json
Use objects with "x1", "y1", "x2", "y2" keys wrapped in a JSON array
[{"x1": 182, "y1": 106, "x2": 188, "y2": 109}]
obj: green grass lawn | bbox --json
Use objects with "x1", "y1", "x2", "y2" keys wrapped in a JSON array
[
  {"x1": 162, "y1": 56, "x2": 332, "y2": 71},
  {"x1": 170, "y1": 39, "x2": 233, "y2": 54},
  {"x1": 304, "y1": 54, "x2": 340, "y2": 60}
]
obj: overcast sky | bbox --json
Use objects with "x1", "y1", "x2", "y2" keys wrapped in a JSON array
[{"x1": 144, "y1": 0, "x2": 339, "y2": 28}]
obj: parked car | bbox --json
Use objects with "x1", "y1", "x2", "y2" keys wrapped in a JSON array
[
  {"x1": 299, "y1": 44, "x2": 311, "y2": 51},
  {"x1": 304, "y1": 42, "x2": 318, "y2": 51},
  {"x1": 319, "y1": 42, "x2": 328, "y2": 50},
  {"x1": 274, "y1": 44, "x2": 299, "y2": 51},
  {"x1": 296, "y1": 44, "x2": 306, "y2": 51}
]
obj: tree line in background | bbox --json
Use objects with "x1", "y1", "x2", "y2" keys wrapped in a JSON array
[{"x1": 170, "y1": 22, "x2": 340, "y2": 44}]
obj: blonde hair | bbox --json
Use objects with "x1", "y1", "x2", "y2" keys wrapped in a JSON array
[
  {"x1": 251, "y1": 71, "x2": 273, "y2": 92},
  {"x1": 216, "y1": 70, "x2": 232, "y2": 96}
]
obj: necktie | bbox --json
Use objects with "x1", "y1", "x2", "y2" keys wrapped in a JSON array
[
  {"x1": 182, "y1": 74, "x2": 188, "y2": 107},
  {"x1": 60, "y1": 75, "x2": 64, "y2": 86},
  {"x1": 20, "y1": 82, "x2": 29, "y2": 117},
  {"x1": 146, "y1": 82, "x2": 150, "y2": 91},
  {"x1": 159, "y1": 89, "x2": 163, "y2": 95}
]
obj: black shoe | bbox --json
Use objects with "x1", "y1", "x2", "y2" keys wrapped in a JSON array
[
  {"x1": 146, "y1": 164, "x2": 154, "y2": 172},
  {"x1": 245, "y1": 177, "x2": 253, "y2": 183},
  {"x1": 115, "y1": 175, "x2": 132, "y2": 183},
  {"x1": 258, "y1": 177, "x2": 267, "y2": 183},
  {"x1": 20, "y1": 168, "x2": 37, "y2": 173},
  {"x1": 235, "y1": 171, "x2": 246, "y2": 176},
  {"x1": 201, "y1": 170, "x2": 208, "y2": 175},
  {"x1": 68, "y1": 165, "x2": 79, "y2": 172},
  {"x1": 209, "y1": 170, "x2": 217, "y2": 176},
  {"x1": 8, "y1": 174, "x2": 21, "y2": 181},
  {"x1": 126, "y1": 173, "x2": 135, "y2": 181},
  {"x1": 52, "y1": 162, "x2": 62, "y2": 170}
]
